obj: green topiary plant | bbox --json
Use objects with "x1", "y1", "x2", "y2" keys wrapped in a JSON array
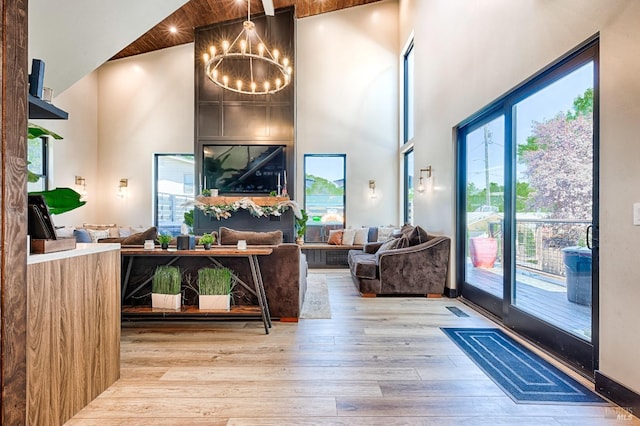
[
  {"x1": 157, "y1": 233, "x2": 172, "y2": 245},
  {"x1": 199, "y1": 233, "x2": 215, "y2": 247},
  {"x1": 152, "y1": 266, "x2": 181, "y2": 294}
]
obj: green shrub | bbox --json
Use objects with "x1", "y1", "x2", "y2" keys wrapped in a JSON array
[
  {"x1": 199, "y1": 233, "x2": 215, "y2": 245},
  {"x1": 198, "y1": 267, "x2": 233, "y2": 295},
  {"x1": 152, "y1": 266, "x2": 181, "y2": 294},
  {"x1": 158, "y1": 233, "x2": 172, "y2": 245}
]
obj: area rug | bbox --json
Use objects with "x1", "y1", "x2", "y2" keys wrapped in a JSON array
[
  {"x1": 299, "y1": 274, "x2": 331, "y2": 319},
  {"x1": 441, "y1": 328, "x2": 606, "y2": 405}
]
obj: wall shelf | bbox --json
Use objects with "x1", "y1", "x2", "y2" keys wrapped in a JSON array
[{"x1": 28, "y1": 94, "x2": 68, "y2": 119}]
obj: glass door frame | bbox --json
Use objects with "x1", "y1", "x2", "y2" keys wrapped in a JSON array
[{"x1": 456, "y1": 37, "x2": 599, "y2": 374}]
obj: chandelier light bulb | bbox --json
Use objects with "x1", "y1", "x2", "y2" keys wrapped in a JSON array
[
  {"x1": 212, "y1": 69, "x2": 218, "y2": 80},
  {"x1": 264, "y1": 81, "x2": 270, "y2": 91},
  {"x1": 222, "y1": 75, "x2": 229, "y2": 86},
  {"x1": 276, "y1": 78, "x2": 282, "y2": 89},
  {"x1": 203, "y1": 53, "x2": 209, "y2": 62},
  {"x1": 209, "y1": 45, "x2": 216, "y2": 56},
  {"x1": 273, "y1": 49, "x2": 280, "y2": 61},
  {"x1": 282, "y1": 58, "x2": 289, "y2": 67},
  {"x1": 240, "y1": 39, "x2": 247, "y2": 54},
  {"x1": 236, "y1": 80, "x2": 243, "y2": 90},
  {"x1": 258, "y1": 43, "x2": 265, "y2": 56},
  {"x1": 222, "y1": 40, "x2": 230, "y2": 53},
  {"x1": 251, "y1": 81, "x2": 257, "y2": 92}
]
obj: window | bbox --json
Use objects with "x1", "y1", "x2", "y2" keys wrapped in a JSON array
[
  {"x1": 28, "y1": 136, "x2": 48, "y2": 192},
  {"x1": 303, "y1": 154, "x2": 346, "y2": 242},
  {"x1": 404, "y1": 148, "x2": 414, "y2": 224},
  {"x1": 403, "y1": 40, "x2": 415, "y2": 143},
  {"x1": 155, "y1": 154, "x2": 195, "y2": 235}
]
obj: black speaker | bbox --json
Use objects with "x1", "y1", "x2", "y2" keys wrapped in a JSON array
[
  {"x1": 29, "y1": 59, "x2": 45, "y2": 98},
  {"x1": 176, "y1": 235, "x2": 195, "y2": 250}
]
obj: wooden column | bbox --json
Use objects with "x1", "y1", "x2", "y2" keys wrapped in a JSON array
[{"x1": 1, "y1": 0, "x2": 29, "y2": 424}]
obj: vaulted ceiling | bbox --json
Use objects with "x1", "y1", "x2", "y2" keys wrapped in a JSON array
[{"x1": 112, "y1": 0, "x2": 383, "y2": 60}]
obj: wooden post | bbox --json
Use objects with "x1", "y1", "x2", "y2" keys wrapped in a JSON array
[{"x1": 1, "y1": 0, "x2": 29, "y2": 424}]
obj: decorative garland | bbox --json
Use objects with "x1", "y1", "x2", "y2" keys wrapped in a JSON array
[{"x1": 195, "y1": 196, "x2": 302, "y2": 221}]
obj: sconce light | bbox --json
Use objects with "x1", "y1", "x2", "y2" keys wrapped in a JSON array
[
  {"x1": 417, "y1": 166, "x2": 432, "y2": 193},
  {"x1": 369, "y1": 179, "x2": 377, "y2": 199},
  {"x1": 75, "y1": 175, "x2": 87, "y2": 201},
  {"x1": 117, "y1": 178, "x2": 128, "y2": 199}
]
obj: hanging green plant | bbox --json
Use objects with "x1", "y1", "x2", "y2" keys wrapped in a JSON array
[{"x1": 27, "y1": 123, "x2": 86, "y2": 215}]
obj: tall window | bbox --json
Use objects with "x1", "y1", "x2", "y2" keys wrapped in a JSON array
[
  {"x1": 155, "y1": 154, "x2": 195, "y2": 235},
  {"x1": 404, "y1": 148, "x2": 414, "y2": 224},
  {"x1": 403, "y1": 40, "x2": 415, "y2": 144},
  {"x1": 304, "y1": 154, "x2": 346, "y2": 242},
  {"x1": 28, "y1": 137, "x2": 48, "y2": 192}
]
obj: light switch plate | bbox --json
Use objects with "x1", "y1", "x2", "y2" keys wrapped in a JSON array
[{"x1": 634, "y1": 203, "x2": 640, "y2": 225}]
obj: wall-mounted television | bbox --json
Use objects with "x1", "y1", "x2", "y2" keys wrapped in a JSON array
[{"x1": 202, "y1": 144, "x2": 286, "y2": 194}]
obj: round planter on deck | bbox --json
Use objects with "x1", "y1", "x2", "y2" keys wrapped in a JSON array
[
  {"x1": 562, "y1": 247, "x2": 592, "y2": 306},
  {"x1": 469, "y1": 237, "x2": 497, "y2": 268}
]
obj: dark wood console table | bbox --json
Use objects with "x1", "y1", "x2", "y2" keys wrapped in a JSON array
[{"x1": 121, "y1": 247, "x2": 273, "y2": 334}]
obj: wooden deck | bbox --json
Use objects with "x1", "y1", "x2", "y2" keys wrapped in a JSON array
[{"x1": 466, "y1": 265, "x2": 592, "y2": 340}]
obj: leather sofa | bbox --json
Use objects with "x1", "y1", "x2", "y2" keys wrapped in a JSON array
[{"x1": 348, "y1": 225, "x2": 450, "y2": 296}]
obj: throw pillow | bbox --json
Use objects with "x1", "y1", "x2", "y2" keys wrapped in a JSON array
[
  {"x1": 55, "y1": 226, "x2": 75, "y2": 238},
  {"x1": 327, "y1": 229, "x2": 343, "y2": 245},
  {"x1": 341, "y1": 228, "x2": 356, "y2": 246},
  {"x1": 377, "y1": 226, "x2": 398, "y2": 242},
  {"x1": 73, "y1": 229, "x2": 92, "y2": 243},
  {"x1": 119, "y1": 227, "x2": 133, "y2": 237},
  {"x1": 83, "y1": 223, "x2": 119, "y2": 237},
  {"x1": 407, "y1": 225, "x2": 429, "y2": 246},
  {"x1": 375, "y1": 235, "x2": 410, "y2": 261},
  {"x1": 87, "y1": 229, "x2": 110, "y2": 243},
  {"x1": 122, "y1": 227, "x2": 158, "y2": 246},
  {"x1": 353, "y1": 228, "x2": 369, "y2": 245},
  {"x1": 219, "y1": 227, "x2": 283, "y2": 245}
]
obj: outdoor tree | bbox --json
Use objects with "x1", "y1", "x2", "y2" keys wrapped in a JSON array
[{"x1": 518, "y1": 89, "x2": 593, "y2": 220}]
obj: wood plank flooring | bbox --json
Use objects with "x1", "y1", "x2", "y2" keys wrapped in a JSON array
[{"x1": 66, "y1": 270, "x2": 638, "y2": 425}]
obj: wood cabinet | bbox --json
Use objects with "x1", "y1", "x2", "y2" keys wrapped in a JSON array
[{"x1": 26, "y1": 244, "x2": 120, "y2": 425}]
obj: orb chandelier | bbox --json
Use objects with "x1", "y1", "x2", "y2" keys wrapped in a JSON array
[{"x1": 202, "y1": 1, "x2": 292, "y2": 95}]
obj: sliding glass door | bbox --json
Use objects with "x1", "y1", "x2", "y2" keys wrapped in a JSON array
[{"x1": 457, "y1": 40, "x2": 599, "y2": 372}]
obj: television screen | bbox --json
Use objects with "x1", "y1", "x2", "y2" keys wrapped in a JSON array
[{"x1": 202, "y1": 145, "x2": 286, "y2": 194}]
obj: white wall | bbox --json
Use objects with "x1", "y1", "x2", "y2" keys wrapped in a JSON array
[
  {"x1": 29, "y1": 0, "x2": 188, "y2": 95},
  {"x1": 400, "y1": 0, "x2": 640, "y2": 397},
  {"x1": 296, "y1": 0, "x2": 399, "y2": 228},
  {"x1": 31, "y1": 71, "x2": 100, "y2": 227},
  {"x1": 96, "y1": 43, "x2": 195, "y2": 226}
]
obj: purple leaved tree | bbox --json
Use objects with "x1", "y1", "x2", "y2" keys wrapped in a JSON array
[{"x1": 520, "y1": 113, "x2": 593, "y2": 220}]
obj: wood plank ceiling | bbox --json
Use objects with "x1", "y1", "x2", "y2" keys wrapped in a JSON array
[{"x1": 112, "y1": 0, "x2": 382, "y2": 60}]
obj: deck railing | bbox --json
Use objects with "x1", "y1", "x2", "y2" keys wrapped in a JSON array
[{"x1": 490, "y1": 218, "x2": 591, "y2": 277}]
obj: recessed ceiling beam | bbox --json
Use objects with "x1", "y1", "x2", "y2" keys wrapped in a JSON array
[{"x1": 262, "y1": 0, "x2": 274, "y2": 16}]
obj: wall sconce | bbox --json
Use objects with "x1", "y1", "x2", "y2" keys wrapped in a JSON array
[
  {"x1": 117, "y1": 178, "x2": 128, "y2": 199},
  {"x1": 75, "y1": 175, "x2": 87, "y2": 201},
  {"x1": 368, "y1": 179, "x2": 377, "y2": 199},
  {"x1": 417, "y1": 166, "x2": 432, "y2": 193}
]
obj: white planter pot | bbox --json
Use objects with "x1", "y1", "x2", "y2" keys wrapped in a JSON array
[
  {"x1": 151, "y1": 293, "x2": 181, "y2": 310},
  {"x1": 199, "y1": 295, "x2": 230, "y2": 311}
]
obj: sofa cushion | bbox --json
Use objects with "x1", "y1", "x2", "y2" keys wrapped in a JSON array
[
  {"x1": 341, "y1": 228, "x2": 356, "y2": 245},
  {"x1": 351, "y1": 253, "x2": 378, "y2": 279},
  {"x1": 87, "y1": 229, "x2": 110, "y2": 243},
  {"x1": 353, "y1": 228, "x2": 369, "y2": 245},
  {"x1": 407, "y1": 225, "x2": 429, "y2": 246},
  {"x1": 73, "y1": 228, "x2": 92, "y2": 243},
  {"x1": 327, "y1": 229, "x2": 343, "y2": 245},
  {"x1": 219, "y1": 227, "x2": 283, "y2": 245},
  {"x1": 99, "y1": 226, "x2": 158, "y2": 246},
  {"x1": 376, "y1": 235, "x2": 409, "y2": 261}
]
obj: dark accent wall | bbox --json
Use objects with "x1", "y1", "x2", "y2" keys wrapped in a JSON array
[{"x1": 193, "y1": 8, "x2": 295, "y2": 238}]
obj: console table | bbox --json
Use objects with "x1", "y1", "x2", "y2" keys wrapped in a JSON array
[{"x1": 121, "y1": 247, "x2": 273, "y2": 334}]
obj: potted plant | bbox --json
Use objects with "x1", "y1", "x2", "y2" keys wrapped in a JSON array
[
  {"x1": 199, "y1": 233, "x2": 215, "y2": 250},
  {"x1": 295, "y1": 209, "x2": 309, "y2": 245},
  {"x1": 158, "y1": 233, "x2": 172, "y2": 249},
  {"x1": 198, "y1": 267, "x2": 233, "y2": 310},
  {"x1": 151, "y1": 265, "x2": 181, "y2": 310}
]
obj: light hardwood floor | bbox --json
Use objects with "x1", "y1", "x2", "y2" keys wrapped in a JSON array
[{"x1": 67, "y1": 270, "x2": 638, "y2": 425}]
